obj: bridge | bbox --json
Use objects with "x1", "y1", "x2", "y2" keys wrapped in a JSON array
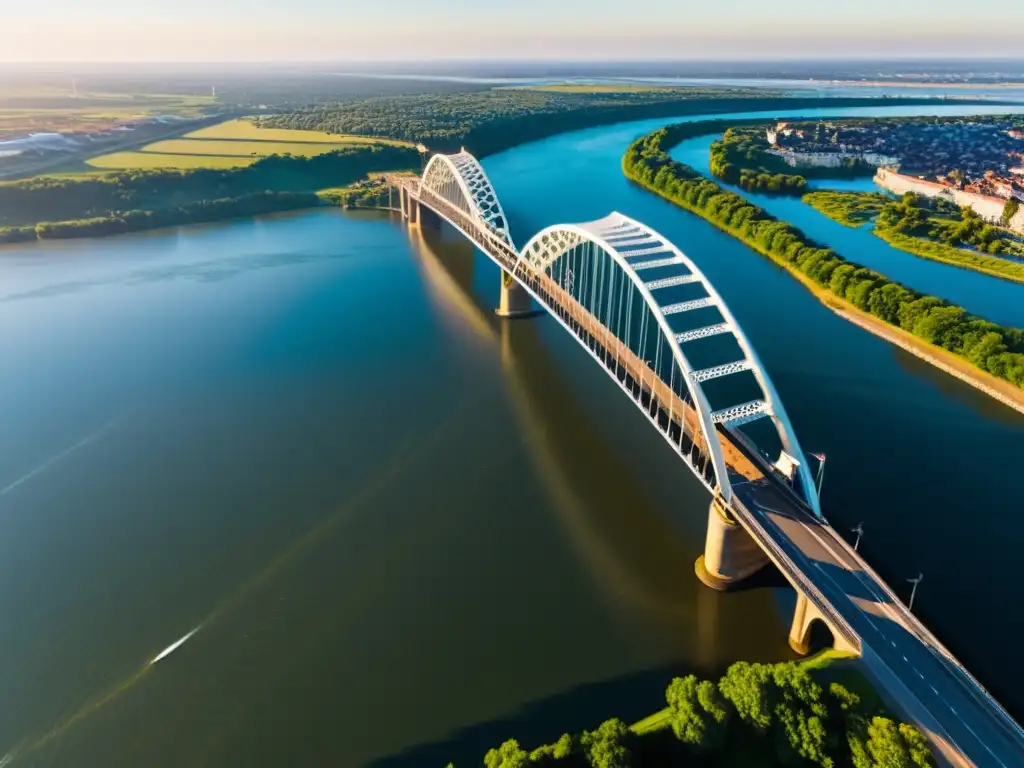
[{"x1": 390, "y1": 152, "x2": 1024, "y2": 767}]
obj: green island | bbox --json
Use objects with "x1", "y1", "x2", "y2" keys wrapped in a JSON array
[
  {"x1": 455, "y1": 654, "x2": 934, "y2": 768},
  {"x1": 803, "y1": 190, "x2": 1024, "y2": 283},
  {"x1": 708, "y1": 125, "x2": 873, "y2": 195},
  {"x1": 621, "y1": 120, "x2": 1024, "y2": 397}
]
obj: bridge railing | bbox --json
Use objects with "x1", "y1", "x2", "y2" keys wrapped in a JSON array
[
  {"x1": 816, "y1": 525, "x2": 1024, "y2": 745},
  {"x1": 729, "y1": 498, "x2": 862, "y2": 651}
]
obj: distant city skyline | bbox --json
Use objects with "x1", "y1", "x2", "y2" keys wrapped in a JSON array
[{"x1": 2, "y1": 0, "x2": 1022, "y2": 62}]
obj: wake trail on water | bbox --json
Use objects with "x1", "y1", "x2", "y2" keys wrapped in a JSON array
[
  {"x1": 149, "y1": 626, "x2": 202, "y2": 665},
  {"x1": 0, "y1": 411, "x2": 132, "y2": 498}
]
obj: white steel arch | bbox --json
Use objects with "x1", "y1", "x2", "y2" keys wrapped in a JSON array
[
  {"x1": 420, "y1": 151, "x2": 515, "y2": 248},
  {"x1": 519, "y1": 212, "x2": 821, "y2": 516}
]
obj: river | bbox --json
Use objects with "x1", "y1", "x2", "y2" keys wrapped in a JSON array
[{"x1": 0, "y1": 102, "x2": 1022, "y2": 766}]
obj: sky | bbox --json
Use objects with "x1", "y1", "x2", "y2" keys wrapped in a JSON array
[{"x1": 0, "y1": 0, "x2": 1021, "y2": 62}]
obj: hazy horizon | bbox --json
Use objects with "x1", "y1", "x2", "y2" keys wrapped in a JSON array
[{"x1": 2, "y1": 0, "x2": 1022, "y2": 63}]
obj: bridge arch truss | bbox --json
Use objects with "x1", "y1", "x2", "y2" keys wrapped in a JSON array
[
  {"x1": 420, "y1": 151, "x2": 515, "y2": 248},
  {"x1": 407, "y1": 153, "x2": 819, "y2": 516},
  {"x1": 515, "y1": 212, "x2": 821, "y2": 515}
]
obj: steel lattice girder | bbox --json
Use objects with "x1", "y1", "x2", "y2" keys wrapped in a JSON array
[
  {"x1": 711, "y1": 400, "x2": 770, "y2": 427},
  {"x1": 421, "y1": 152, "x2": 515, "y2": 248}
]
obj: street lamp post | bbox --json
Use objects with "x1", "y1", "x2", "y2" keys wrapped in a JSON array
[
  {"x1": 907, "y1": 573, "x2": 924, "y2": 612},
  {"x1": 851, "y1": 522, "x2": 864, "y2": 551}
]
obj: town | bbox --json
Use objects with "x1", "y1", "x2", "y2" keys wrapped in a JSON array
[{"x1": 767, "y1": 116, "x2": 1024, "y2": 201}]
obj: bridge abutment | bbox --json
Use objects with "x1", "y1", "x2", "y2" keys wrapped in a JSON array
[
  {"x1": 695, "y1": 496, "x2": 771, "y2": 590},
  {"x1": 495, "y1": 270, "x2": 534, "y2": 318},
  {"x1": 788, "y1": 592, "x2": 859, "y2": 655}
]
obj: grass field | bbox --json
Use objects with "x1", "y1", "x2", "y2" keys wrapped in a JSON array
[
  {"x1": 86, "y1": 151, "x2": 256, "y2": 170},
  {"x1": 84, "y1": 118, "x2": 414, "y2": 171},
  {"x1": 185, "y1": 118, "x2": 411, "y2": 145}
]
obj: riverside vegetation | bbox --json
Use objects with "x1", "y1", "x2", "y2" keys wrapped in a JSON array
[
  {"x1": 460, "y1": 656, "x2": 934, "y2": 768},
  {"x1": 622, "y1": 122, "x2": 1024, "y2": 391},
  {"x1": 0, "y1": 95, "x2": 934, "y2": 244},
  {"x1": 256, "y1": 93, "x2": 934, "y2": 159},
  {"x1": 0, "y1": 144, "x2": 419, "y2": 242},
  {"x1": 803, "y1": 190, "x2": 1024, "y2": 283}
]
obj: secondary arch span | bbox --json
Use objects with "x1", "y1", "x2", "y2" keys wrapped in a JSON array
[{"x1": 420, "y1": 151, "x2": 515, "y2": 248}]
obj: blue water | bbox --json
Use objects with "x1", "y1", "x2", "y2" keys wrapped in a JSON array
[{"x1": 1, "y1": 100, "x2": 1023, "y2": 766}]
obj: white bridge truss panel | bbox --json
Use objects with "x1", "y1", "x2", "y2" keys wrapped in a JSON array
[
  {"x1": 410, "y1": 157, "x2": 823, "y2": 517},
  {"x1": 661, "y1": 298, "x2": 716, "y2": 316},
  {"x1": 675, "y1": 323, "x2": 732, "y2": 344},
  {"x1": 607, "y1": 236, "x2": 661, "y2": 248},
  {"x1": 646, "y1": 275, "x2": 701, "y2": 290},
  {"x1": 621, "y1": 246, "x2": 673, "y2": 258},
  {"x1": 692, "y1": 360, "x2": 754, "y2": 382},
  {"x1": 711, "y1": 400, "x2": 771, "y2": 427},
  {"x1": 631, "y1": 256, "x2": 686, "y2": 271}
]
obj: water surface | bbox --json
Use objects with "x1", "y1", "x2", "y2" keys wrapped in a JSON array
[{"x1": 1, "y1": 100, "x2": 1024, "y2": 767}]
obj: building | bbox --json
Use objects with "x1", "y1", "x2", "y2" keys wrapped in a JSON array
[{"x1": 875, "y1": 168, "x2": 1024, "y2": 232}]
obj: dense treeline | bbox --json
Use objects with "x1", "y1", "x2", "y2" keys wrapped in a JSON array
[
  {"x1": 258, "y1": 93, "x2": 934, "y2": 158},
  {"x1": 1, "y1": 192, "x2": 320, "y2": 242},
  {"x1": 623, "y1": 124, "x2": 1024, "y2": 389},
  {"x1": 710, "y1": 127, "x2": 807, "y2": 194},
  {"x1": 464, "y1": 660, "x2": 933, "y2": 768},
  {"x1": 0, "y1": 144, "x2": 419, "y2": 229}
]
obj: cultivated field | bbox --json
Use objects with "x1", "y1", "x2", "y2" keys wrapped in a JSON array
[
  {"x1": 185, "y1": 118, "x2": 410, "y2": 145},
  {"x1": 0, "y1": 87, "x2": 215, "y2": 138},
  {"x1": 85, "y1": 151, "x2": 255, "y2": 170},
  {"x1": 84, "y1": 118, "x2": 413, "y2": 171}
]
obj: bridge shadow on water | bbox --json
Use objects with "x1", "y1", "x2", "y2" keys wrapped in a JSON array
[{"x1": 368, "y1": 662, "x2": 698, "y2": 768}]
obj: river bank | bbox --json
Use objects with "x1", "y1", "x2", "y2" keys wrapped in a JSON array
[{"x1": 471, "y1": 651, "x2": 935, "y2": 768}]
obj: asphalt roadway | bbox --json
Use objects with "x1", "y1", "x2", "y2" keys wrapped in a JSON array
[{"x1": 732, "y1": 477, "x2": 1024, "y2": 768}]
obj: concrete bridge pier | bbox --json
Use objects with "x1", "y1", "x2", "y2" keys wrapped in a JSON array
[
  {"x1": 695, "y1": 495, "x2": 771, "y2": 590},
  {"x1": 788, "y1": 591, "x2": 858, "y2": 655},
  {"x1": 495, "y1": 270, "x2": 534, "y2": 318},
  {"x1": 399, "y1": 187, "x2": 419, "y2": 226}
]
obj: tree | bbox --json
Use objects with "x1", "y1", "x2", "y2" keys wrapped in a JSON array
[
  {"x1": 530, "y1": 734, "x2": 574, "y2": 764},
  {"x1": 580, "y1": 718, "x2": 631, "y2": 768},
  {"x1": 864, "y1": 716, "x2": 920, "y2": 767},
  {"x1": 1003, "y1": 198, "x2": 1021, "y2": 227},
  {"x1": 664, "y1": 676, "x2": 729, "y2": 751},
  {"x1": 484, "y1": 739, "x2": 529, "y2": 768},
  {"x1": 719, "y1": 662, "x2": 774, "y2": 733}
]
